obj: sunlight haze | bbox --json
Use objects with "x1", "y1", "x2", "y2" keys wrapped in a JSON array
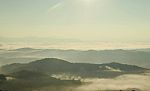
[{"x1": 0, "y1": 0, "x2": 150, "y2": 49}]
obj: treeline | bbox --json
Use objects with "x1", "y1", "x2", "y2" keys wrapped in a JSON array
[{"x1": 0, "y1": 71, "x2": 81, "y2": 91}]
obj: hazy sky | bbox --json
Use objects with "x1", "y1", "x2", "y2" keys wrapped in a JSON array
[{"x1": 0, "y1": 0, "x2": 150, "y2": 49}]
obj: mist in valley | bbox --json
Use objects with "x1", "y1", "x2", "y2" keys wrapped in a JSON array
[{"x1": 6, "y1": 73, "x2": 149, "y2": 91}]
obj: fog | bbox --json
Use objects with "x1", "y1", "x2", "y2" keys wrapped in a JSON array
[
  {"x1": 74, "y1": 73, "x2": 150, "y2": 91},
  {"x1": 34, "y1": 73, "x2": 150, "y2": 91}
]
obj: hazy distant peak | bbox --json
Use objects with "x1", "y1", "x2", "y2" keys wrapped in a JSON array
[{"x1": 11, "y1": 47, "x2": 40, "y2": 52}]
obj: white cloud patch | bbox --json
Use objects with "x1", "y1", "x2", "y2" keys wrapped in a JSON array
[{"x1": 99, "y1": 66, "x2": 122, "y2": 72}]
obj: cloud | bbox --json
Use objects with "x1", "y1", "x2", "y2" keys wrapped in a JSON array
[
  {"x1": 48, "y1": 3, "x2": 62, "y2": 13},
  {"x1": 75, "y1": 73, "x2": 150, "y2": 91},
  {"x1": 40, "y1": 73, "x2": 150, "y2": 91}
]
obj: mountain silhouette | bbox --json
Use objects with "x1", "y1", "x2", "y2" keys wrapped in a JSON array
[{"x1": 1, "y1": 58, "x2": 149, "y2": 78}]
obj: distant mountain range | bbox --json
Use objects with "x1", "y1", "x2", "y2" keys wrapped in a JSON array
[
  {"x1": 0, "y1": 48, "x2": 150, "y2": 68},
  {"x1": 1, "y1": 58, "x2": 149, "y2": 78}
]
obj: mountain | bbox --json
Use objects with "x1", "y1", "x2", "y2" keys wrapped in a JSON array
[
  {"x1": 0, "y1": 48, "x2": 150, "y2": 68},
  {"x1": 1, "y1": 58, "x2": 148, "y2": 78},
  {"x1": 0, "y1": 70, "x2": 81, "y2": 91},
  {"x1": 11, "y1": 47, "x2": 41, "y2": 52},
  {"x1": 135, "y1": 48, "x2": 150, "y2": 52}
]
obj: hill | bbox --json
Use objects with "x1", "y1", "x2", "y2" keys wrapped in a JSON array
[
  {"x1": 0, "y1": 70, "x2": 81, "y2": 91},
  {"x1": 1, "y1": 58, "x2": 148, "y2": 78}
]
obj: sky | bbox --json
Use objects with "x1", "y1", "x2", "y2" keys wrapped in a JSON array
[{"x1": 0, "y1": 0, "x2": 150, "y2": 49}]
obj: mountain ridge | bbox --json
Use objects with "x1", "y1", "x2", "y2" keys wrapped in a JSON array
[
  {"x1": 1, "y1": 48, "x2": 150, "y2": 68},
  {"x1": 1, "y1": 58, "x2": 149, "y2": 78}
]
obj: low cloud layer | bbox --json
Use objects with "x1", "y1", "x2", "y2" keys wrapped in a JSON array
[{"x1": 75, "y1": 73, "x2": 150, "y2": 91}]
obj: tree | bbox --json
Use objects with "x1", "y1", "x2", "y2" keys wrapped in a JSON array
[{"x1": 0, "y1": 74, "x2": 6, "y2": 81}]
